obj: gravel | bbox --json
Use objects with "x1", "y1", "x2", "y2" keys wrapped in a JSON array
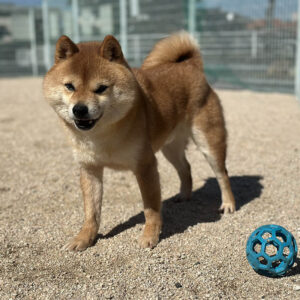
[{"x1": 0, "y1": 78, "x2": 299, "y2": 299}]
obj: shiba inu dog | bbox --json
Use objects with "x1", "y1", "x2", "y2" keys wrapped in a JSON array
[{"x1": 43, "y1": 32, "x2": 235, "y2": 251}]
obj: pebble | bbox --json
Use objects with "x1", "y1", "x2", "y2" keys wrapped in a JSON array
[
  {"x1": 175, "y1": 282, "x2": 182, "y2": 288},
  {"x1": 293, "y1": 285, "x2": 300, "y2": 291}
]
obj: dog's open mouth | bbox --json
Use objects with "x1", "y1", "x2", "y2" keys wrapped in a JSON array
[{"x1": 74, "y1": 118, "x2": 99, "y2": 131}]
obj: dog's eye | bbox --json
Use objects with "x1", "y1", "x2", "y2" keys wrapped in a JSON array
[
  {"x1": 94, "y1": 85, "x2": 108, "y2": 94},
  {"x1": 65, "y1": 83, "x2": 75, "y2": 91}
]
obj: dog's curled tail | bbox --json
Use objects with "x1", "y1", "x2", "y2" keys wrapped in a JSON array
[{"x1": 142, "y1": 31, "x2": 203, "y2": 69}]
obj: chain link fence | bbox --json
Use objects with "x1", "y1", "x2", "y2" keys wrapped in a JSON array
[{"x1": 0, "y1": 0, "x2": 299, "y2": 95}]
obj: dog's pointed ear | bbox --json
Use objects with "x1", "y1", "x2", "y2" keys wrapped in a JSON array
[
  {"x1": 100, "y1": 35, "x2": 124, "y2": 63},
  {"x1": 55, "y1": 35, "x2": 79, "y2": 63}
]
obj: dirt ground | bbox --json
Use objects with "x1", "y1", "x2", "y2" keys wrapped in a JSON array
[{"x1": 0, "y1": 77, "x2": 299, "y2": 299}]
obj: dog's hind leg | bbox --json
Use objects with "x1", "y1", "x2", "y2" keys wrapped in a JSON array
[
  {"x1": 161, "y1": 134, "x2": 192, "y2": 201},
  {"x1": 192, "y1": 90, "x2": 235, "y2": 213}
]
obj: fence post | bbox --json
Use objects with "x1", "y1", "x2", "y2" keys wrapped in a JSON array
[
  {"x1": 251, "y1": 30, "x2": 258, "y2": 59},
  {"x1": 295, "y1": 0, "x2": 300, "y2": 100},
  {"x1": 42, "y1": 0, "x2": 51, "y2": 71},
  {"x1": 72, "y1": 0, "x2": 80, "y2": 43},
  {"x1": 119, "y1": 0, "x2": 128, "y2": 57},
  {"x1": 132, "y1": 34, "x2": 141, "y2": 66},
  {"x1": 29, "y1": 7, "x2": 38, "y2": 76},
  {"x1": 188, "y1": 0, "x2": 196, "y2": 37}
]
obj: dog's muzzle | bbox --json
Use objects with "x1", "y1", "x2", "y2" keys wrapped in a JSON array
[
  {"x1": 74, "y1": 118, "x2": 100, "y2": 130},
  {"x1": 72, "y1": 103, "x2": 101, "y2": 131}
]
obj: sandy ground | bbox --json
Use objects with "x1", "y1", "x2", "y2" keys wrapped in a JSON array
[{"x1": 0, "y1": 77, "x2": 299, "y2": 299}]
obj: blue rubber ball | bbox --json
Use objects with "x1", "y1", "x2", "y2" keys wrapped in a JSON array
[{"x1": 246, "y1": 224, "x2": 298, "y2": 277}]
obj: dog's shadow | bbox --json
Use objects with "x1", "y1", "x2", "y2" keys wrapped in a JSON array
[{"x1": 97, "y1": 175, "x2": 263, "y2": 241}]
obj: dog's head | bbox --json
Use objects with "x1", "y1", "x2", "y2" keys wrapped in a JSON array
[{"x1": 43, "y1": 35, "x2": 137, "y2": 131}]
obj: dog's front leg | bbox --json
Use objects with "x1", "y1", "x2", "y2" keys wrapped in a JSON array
[
  {"x1": 64, "y1": 165, "x2": 103, "y2": 251},
  {"x1": 135, "y1": 155, "x2": 162, "y2": 248}
]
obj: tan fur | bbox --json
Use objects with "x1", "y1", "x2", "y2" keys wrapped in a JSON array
[
  {"x1": 142, "y1": 31, "x2": 202, "y2": 70},
  {"x1": 43, "y1": 32, "x2": 235, "y2": 251}
]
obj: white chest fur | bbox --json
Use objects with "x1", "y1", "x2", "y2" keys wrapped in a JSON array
[{"x1": 71, "y1": 133, "x2": 141, "y2": 171}]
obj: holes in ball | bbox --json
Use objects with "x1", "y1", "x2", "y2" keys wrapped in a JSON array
[
  {"x1": 272, "y1": 260, "x2": 281, "y2": 268},
  {"x1": 262, "y1": 232, "x2": 272, "y2": 240},
  {"x1": 276, "y1": 236, "x2": 284, "y2": 243},
  {"x1": 258, "y1": 256, "x2": 268, "y2": 265},
  {"x1": 265, "y1": 242, "x2": 278, "y2": 257},
  {"x1": 275, "y1": 231, "x2": 287, "y2": 243},
  {"x1": 253, "y1": 241, "x2": 262, "y2": 253},
  {"x1": 283, "y1": 247, "x2": 290, "y2": 257}
]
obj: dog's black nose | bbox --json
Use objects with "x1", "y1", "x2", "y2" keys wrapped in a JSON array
[{"x1": 73, "y1": 104, "x2": 88, "y2": 118}]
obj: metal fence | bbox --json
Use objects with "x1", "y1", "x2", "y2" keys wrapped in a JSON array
[{"x1": 0, "y1": 0, "x2": 299, "y2": 95}]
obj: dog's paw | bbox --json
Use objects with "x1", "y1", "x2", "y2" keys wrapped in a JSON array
[
  {"x1": 219, "y1": 202, "x2": 236, "y2": 214},
  {"x1": 62, "y1": 237, "x2": 92, "y2": 251},
  {"x1": 62, "y1": 225, "x2": 98, "y2": 252},
  {"x1": 138, "y1": 224, "x2": 161, "y2": 249},
  {"x1": 63, "y1": 237, "x2": 93, "y2": 251},
  {"x1": 138, "y1": 234, "x2": 159, "y2": 249},
  {"x1": 62, "y1": 233, "x2": 95, "y2": 252}
]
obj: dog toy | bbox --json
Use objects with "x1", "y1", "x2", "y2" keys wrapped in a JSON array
[{"x1": 246, "y1": 224, "x2": 298, "y2": 277}]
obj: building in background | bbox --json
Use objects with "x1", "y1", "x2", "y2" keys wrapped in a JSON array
[
  {"x1": 0, "y1": 0, "x2": 71, "y2": 75},
  {"x1": 0, "y1": 0, "x2": 298, "y2": 94}
]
